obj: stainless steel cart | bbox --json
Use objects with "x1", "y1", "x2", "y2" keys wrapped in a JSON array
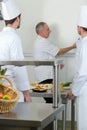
[{"x1": 0, "y1": 59, "x2": 65, "y2": 130}]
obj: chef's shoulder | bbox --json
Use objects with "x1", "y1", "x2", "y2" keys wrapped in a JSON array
[{"x1": 0, "y1": 29, "x2": 21, "y2": 42}]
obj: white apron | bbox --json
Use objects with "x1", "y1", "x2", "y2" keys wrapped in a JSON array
[{"x1": 77, "y1": 83, "x2": 87, "y2": 130}]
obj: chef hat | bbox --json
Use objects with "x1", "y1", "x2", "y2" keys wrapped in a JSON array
[
  {"x1": 1, "y1": 0, "x2": 21, "y2": 20},
  {"x1": 77, "y1": 5, "x2": 87, "y2": 28}
]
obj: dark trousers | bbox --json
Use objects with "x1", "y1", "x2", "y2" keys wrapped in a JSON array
[{"x1": 39, "y1": 79, "x2": 53, "y2": 103}]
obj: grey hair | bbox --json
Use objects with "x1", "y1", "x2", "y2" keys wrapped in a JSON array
[{"x1": 35, "y1": 22, "x2": 46, "y2": 34}]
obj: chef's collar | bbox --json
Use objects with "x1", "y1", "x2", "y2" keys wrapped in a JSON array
[
  {"x1": 37, "y1": 35, "x2": 47, "y2": 40},
  {"x1": 3, "y1": 26, "x2": 16, "y2": 32}
]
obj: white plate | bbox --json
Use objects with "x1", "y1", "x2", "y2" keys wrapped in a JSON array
[{"x1": 30, "y1": 83, "x2": 53, "y2": 90}]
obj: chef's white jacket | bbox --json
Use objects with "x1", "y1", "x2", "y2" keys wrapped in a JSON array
[
  {"x1": 0, "y1": 27, "x2": 30, "y2": 102},
  {"x1": 72, "y1": 37, "x2": 87, "y2": 96},
  {"x1": 33, "y1": 35, "x2": 59, "y2": 82},
  {"x1": 71, "y1": 37, "x2": 87, "y2": 130}
]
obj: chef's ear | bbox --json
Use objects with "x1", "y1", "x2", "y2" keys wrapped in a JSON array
[
  {"x1": 16, "y1": 14, "x2": 21, "y2": 21},
  {"x1": 16, "y1": 17, "x2": 19, "y2": 22}
]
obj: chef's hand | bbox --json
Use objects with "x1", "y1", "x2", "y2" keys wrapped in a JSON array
[
  {"x1": 23, "y1": 91, "x2": 32, "y2": 102},
  {"x1": 71, "y1": 43, "x2": 76, "y2": 49},
  {"x1": 65, "y1": 89, "x2": 75, "y2": 100}
]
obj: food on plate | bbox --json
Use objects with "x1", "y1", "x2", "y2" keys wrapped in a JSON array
[
  {"x1": 32, "y1": 85, "x2": 47, "y2": 92},
  {"x1": 30, "y1": 83, "x2": 53, "y2": 90},
  {"x1": 30, "y1": 83, "x2": 38, "y2": 87},
  {"x1": 43, "y1": 84, "x2": 53, "y2": 89},
  {"x1": 34, "y1": 85, "x2": 45, "y2": 90},
  {"x1": 60, "y1": 82, "x2": 72, "y2": 87},
  {"x1": 59, "y1": 82, "x2": 72, "y2": 90}
]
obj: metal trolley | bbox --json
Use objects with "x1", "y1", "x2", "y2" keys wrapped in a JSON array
[{"x1": 0, "y1": 59, "x2": 66, "y2": 130}]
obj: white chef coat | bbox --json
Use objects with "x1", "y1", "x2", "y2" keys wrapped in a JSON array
[
  {"x1": 72, "y1": 37, "x2": 87, "y2": 96},
  {"x1": 71, "y1": 37, "x2": 87, "y2": 130},
  {"x1": 33, "y1": 35, "x2": 59, "y2": 82},
  {"x1": 0, "y1": 27, "x2": 30, "y2": 102}
]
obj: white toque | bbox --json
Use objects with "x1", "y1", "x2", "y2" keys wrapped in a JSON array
[
  {"x1": 77, "y1": 5, "x2": 87, "y2": 28},
  {"x1": 1, "y1": 0, "x2": 20, "y2": 20}
]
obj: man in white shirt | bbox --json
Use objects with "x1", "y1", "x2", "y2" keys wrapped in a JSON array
[
  {"x1": 33, "y1": 22, "x2": 76, "y2": 84},
  {"x1": 33, "y1": 22, "x2": 76, "y2": 103}
]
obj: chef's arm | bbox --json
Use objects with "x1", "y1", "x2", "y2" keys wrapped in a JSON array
[
  {"x1": 13, "y1": 66, "x2": 32, "y2": 102},
  {"x1": 23, "y1": 90, "x2": 32, "y2": 102},
  {"x1": 57, "y1": 43, "x2": 76, "y2": 55}
]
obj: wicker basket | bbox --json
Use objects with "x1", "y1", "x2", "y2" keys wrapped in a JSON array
[{"x1": 0, "y1": 75, "x2": 19, "y2": 113}]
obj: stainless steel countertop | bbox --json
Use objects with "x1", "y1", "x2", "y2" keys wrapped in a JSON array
[
  {"x1": 0, "y1": 102, "x2": 64, "y2": 129},
  {"x1": 29, "y1": 90, "x2": 68, "y2": 104},
  {"x1": 29, "y1": 90, "x2": 67, "y2": 97}
]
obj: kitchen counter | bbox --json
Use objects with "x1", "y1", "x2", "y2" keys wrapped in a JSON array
[
  {"x1": 0, "y1": 102, "x2": 65, "y2": 130},
  {"x1": 30, "y1": 90, "x2": 75, "y2": 130}
]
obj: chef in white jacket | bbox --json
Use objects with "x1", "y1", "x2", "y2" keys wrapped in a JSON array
[
  {"x1": 33, "y1": 22, "x2": 76, "y2": 84},
  {"x1": 0, "y1": 0, "x2": 32, "y2": 102},
  {"x1": 33, "y1": 22, "x2": 76, "y2": 103},
  {"x1": 66, "y1": 6, "x2": 87, "y2": 130}
]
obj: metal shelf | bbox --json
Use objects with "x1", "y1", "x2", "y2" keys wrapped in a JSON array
[
  {"x1": 0, "y1": 59, "x2": 63, "y2": 108},
  {"x1": 0, "y1": 59, "x2": 63, "y2": 66},
  {"x1": 0, "y1": 59, "x2": 64, "y2": 130}
]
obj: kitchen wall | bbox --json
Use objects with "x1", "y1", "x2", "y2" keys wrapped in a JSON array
[
  {"x1": 0, "y1": 0, "x2": 87, "y2": 52},
  {"x1": 13, "y1": 0, "x2": 87, "y2": 52},
  {"x1": 0, "y1": 0, "x2": 87, "y2": 120}
]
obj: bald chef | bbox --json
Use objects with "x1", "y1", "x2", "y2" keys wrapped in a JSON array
[{"x1": 0, "y1": 0, "x2": 32, "y2": 102}]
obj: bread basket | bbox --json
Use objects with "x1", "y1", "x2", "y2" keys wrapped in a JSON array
[{"x1": 0, "y1": 75, "x2": 19, "y2": 113}]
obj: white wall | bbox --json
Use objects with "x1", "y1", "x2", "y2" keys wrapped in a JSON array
[
  {"x1": 16, "y1": 0, "x2": 87, "y2": 52},
  {"x1": 14, "y1": 0, "x2": 87, "y2": 52},
  {"x1": 0, "y1": 0, "x2": 87, "y2": 52}
]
